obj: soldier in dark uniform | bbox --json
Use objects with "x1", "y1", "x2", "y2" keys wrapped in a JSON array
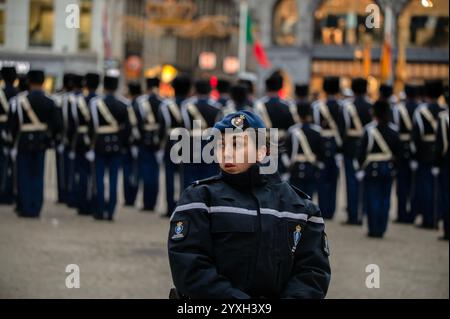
[
  {"x1": 88, "y1": 74, "x2": 130, "y2": 221},
  {"x1": 222, "y1": 84, "x2": 252, "y2": 116},
  {"x1": 392, "y1": 84, "x2": 419, "y2": 224},
  {"x1": 412, "y1": 80, "x2": 446, "y2": 229},
  {"x1": 122, "y1": 82, "x2": 142, "y2": 207},
  {"x1": 168, "y1": 111, "x2": 331, "y2": 299},
  {"x1": 341, "y1": 78, "x2": 372, "y2": 225},
  {"x1": 0, "y1": 66, "x2": 18, "y2": 204},
  {"x1": 312, "y1": 77, "x2": 345, "y2": 220},
  {"x1": 434, "y1": 108, "x2": 449, "y2": 240},
  {"x1": 133, "y1": 77, "x2": 165, "y2": 211},
  {"x1": 286, "y1": 101, "x2": 325, "y2": 198},
  {"x1": 379, "y1": 84, "x2": 396, "y2": 123},
  {"x1": 181, "y1": 79, "x2": 222, "y2": 188},
  {"x1": 52, "y1": 73, "x2": 75, "y2": 204},
  {"x1": 295, "y1": 84, "x2": 309, "y2": 105},
  {"x1": 237, "y1": 78, "x2": 255, "y2": 108},
  {"x1": 160, "y1": 75, "x2": 192, "y2": 217},
  {"x1": 66, "y1": 73, "x2": 96, "y2": 215},
  {"x1": 8, "y1": 70, "x2": 61, "y2": 217},
  {"x1": 254, "y1": 73, "x2": 297, "y2": 176},
  {"x1": 356, "y1": 100, "x2": 401, "y2": 238},
  {"x1": 65, "y1": 74, "x2": 84, "y2": 208},
  {"x1": 216, "y1": 79, "x2": 231, "y2": 108}
]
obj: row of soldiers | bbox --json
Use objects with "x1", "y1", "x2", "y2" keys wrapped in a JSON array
[{"x1": 0, "y1": 65, "x2": 448, "y2": 240}]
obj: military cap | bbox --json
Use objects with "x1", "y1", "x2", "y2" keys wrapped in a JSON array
[
  {"x1": 195, "y1": 79, "x2": 212, "y2": 95},
  {"x1": 351, "y1": 78, "x2": 368, "y2": 95},
  {"x1": 128, "y1": 81, "x2": 142, "y2": 96},
  {"x1": 265, "y1": 73, "x2": 283, "y2": 92},
  {"x1": 230, "y1": 84, "x2": 248, "y2": 105},
  {"x1": 404, "y1": 84, "x2": 418, "y2": 99},
  {"x1": 295, "y1": 84, "x2": 309, "y2": 98},
  {"x1": 85, "y1": 73, "x2": 100, "y2": 90},
  {"x1": 373, "y1": 100, "x2": 390, "y2": 119},
  {"x1": 172, "y1": 75, "x2": 192, "y2": 97},
  {"x1": 425, "y1": 79, "x2": 444, "y2": 99},
  {"x1": 214, "y1": 110, "x2": 265, "y2": 132},
  {"x1": 146, "y1": 77, "x2": 160, "y2": 90},
  {"x1": 216, "y1": 79, "x2": 231, "y2": 94},
  {"x1": 27, "y1": 70, "x2": 45, "y2": 85},
  {"x1": 104, "y1": 75, "x2": 119, "y2": 91},
  {"x1": 379, "y1": 84, "x2": 393, "y2": 99},
  {"x1": 73, "y1": 74, "x2": 84, "y2": 89},
  {"x1": 1, "y1": 66, "x2": 17, "y2": 83},
  {"x1": 323, "y1": 77, "x2": 340, "y2": 95}
]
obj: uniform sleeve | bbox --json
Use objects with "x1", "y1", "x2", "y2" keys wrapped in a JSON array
[
  {"x1": 281, "y1": 201, "x2": 331, "y2": 299},
  {"x1": 168, "y1": 185, "x2": 251, "y2": 299}
]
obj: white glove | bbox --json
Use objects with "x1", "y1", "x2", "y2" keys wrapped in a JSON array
[
  {"x1": 130, "y1": 146, "x2": 139, "y2": 159},
  {"x1": 410, "y1": 160, "x2": 418, "y2": 171},
  {"x1": 334, "y1": 154, "x2": 343, "y2": 167},
  {"x1": 431, "y1": 167, "x2": 440, "y2": 177},
  {"x1": 56, "y1": 143, "x2": 65, "y2": 154},
  {"x1": 281, "y1": 173, "x2": 290, "y2": 181},
  {"x1": 156, "y1": 150, "x2": 164, "y2": 165},
  {"x1": 85, "y1": 150, "x2": 95, "y2": 162},
  {"x1": 10, "y1": 148, "x2": 17, "y2": 161},
  {"x1": 355, "y1": 170, "x2": 365, "y2": 181},
  {"x1": 68, "y1": 151, "x2": 76, "y2": 160}
]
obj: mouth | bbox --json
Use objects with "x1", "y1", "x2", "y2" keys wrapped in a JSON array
[{"x1": 224, "y1": 163, "x2": 236, "y2": 168}]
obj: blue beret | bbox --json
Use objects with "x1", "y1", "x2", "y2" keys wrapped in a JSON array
[{"x1": 214, "y1": 111, "x2": 266, "y2": 132}]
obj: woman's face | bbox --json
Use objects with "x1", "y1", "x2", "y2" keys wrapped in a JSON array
[{"x1": 217, "y1": 132, "x2": 266, "y2": 174}]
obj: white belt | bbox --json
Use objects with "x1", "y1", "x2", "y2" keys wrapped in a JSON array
[
  {"x1": 97, "y1": 126, "x2": 119, "y2": 134},
  {"x1": 21, "y1": 123, "x2": 48, "y2": 132}
]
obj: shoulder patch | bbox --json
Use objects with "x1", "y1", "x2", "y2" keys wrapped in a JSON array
[
  {"x1": 169, "y1": 220, "x2": 189, "y2": 241},
  {"x1": 289, "y1": 184, "x2": 312, "y2": 200},
  {"x1": 192, "y1": 174, "x2": 222, "y2": 186}
]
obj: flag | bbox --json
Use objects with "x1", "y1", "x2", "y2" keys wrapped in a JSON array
[
  {"x1": 380, "y1": 38, "x2": 392, "y2": 84},
  {"x1": 102, "y1": 6, "x2": 112, "y2": 60},
  {"x1": 246, "y1": 14, "x2": 271, "y2": 68},
  {"x1": 363, "y1": 35, "x2": 372, "y2": 78}
]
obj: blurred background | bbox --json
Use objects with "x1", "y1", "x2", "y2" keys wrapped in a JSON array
[
  {"x1": 0, "y1": 0, "x2": 448, "y2": 95},
  {"x1": 0, "y1": 0, "x2": 448, "y2": 299}
]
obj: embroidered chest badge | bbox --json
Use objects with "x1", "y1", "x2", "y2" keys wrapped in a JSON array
[{"x1": 292, "y1": 224, "x2": 302, "y2": 253}]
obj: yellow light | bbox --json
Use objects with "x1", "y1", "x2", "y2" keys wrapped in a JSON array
[
  {"x1": 161, "y1": 64, "x2": 178, "y2": 83},
  {"x1": 421, "y1": 0, "x2": 434, "y2": 8}
]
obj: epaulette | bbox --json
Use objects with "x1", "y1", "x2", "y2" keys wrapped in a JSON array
[
  {"x1": 289, "y1": 184, "x2": 311, "y2": 200},
  {"x1": 192, "y1": 175, "x2": 222, "y2": 186}
]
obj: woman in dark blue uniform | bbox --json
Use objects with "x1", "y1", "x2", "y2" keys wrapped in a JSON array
[
  {"x1": 357, "y1": 100, "x2": 401, "y2": 238},
  {"x1": 168, "y1": 111, "x2": 331, "y2": 299}
]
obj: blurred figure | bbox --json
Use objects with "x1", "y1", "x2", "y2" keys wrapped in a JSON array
[
  {"x1": 412, "y1": 80, "x2": 446, "y2": 229},
  {"x1": 160, "y1": 75, "x2": 192, "y2": 217},
  {"x1": 181, "y1": 79, "x2": 222, "y2": 188},
  {"x1": 434, "y1": 107, "x2": 449, "y2": 240},
  {"x1": 392, "y1": 84, "x2": 419, "y2": 224},
  {"x1": 295, "y1": 84, "x2": 309, "y2": 105},
  {"x1": 52, "y1": 72, "x2": 75, "y2": 204},
  {"x1": 238, "y1": 76, "x2": 256, "y2": 107},
  {"x1": 65, "y1": 73, "x2": 97, "y2": 215},
  {"x1": 216, "y1": 79, "x2": 231, "y2": 108},
  {"x1": 0, "y1": 66, "x2": 18, "y2": 204},
  {"x1": 254, "y1": 72, "x2": 297, "y2": 175},
  {"x1": 379, "y1": 84, "x2": 395, "y2": 123},
  {"x1": 312, "y1": 77, "x2": 345, "y2": 220},
  {"x1": 122, "y1": 81, "x2": 142, "y2": 207},
  {"x1": 356, "y1": 100, "x2": 400, "y2": 238},
  {"x1": 8, "y1": 70, "x2": 61, "y2": 217},
  {"x1": 222, "y1": 84, "x2": 252, "y2": 116},
  {"x1": 286, "y1": 101, "x2": 324, "y2": 198},
  {"x1": 88, "y1": 74, "x2": 130, "y2": 221},
  {"x1": 132, "y1": 77, "x2": 165, "y2": 212},
  {"x1": 341, "y1": 78, "x2": 372, "y2": 225},
  {"x1": 65, "y1": 74, "x2": 84, "y2": 208}
]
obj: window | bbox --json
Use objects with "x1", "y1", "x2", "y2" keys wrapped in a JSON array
[
  {"x1": 29, "y1": 0, "x2": 54, "y2": 47},
  {"x1": 400, "y1": 0, "x2": 449, "y2": 48},
  {"x1": 314, "y1": 0, "x2": 383, "y2": 46},
  {"x1": 272, "y1": 0, "x2": 299, "y2": 46},
  {"x1": 79, "y1": 0, "x2": 92, "y2": 50},
  {"x1": 0, "y1": 0, "x2": 5, "y2": 45}
]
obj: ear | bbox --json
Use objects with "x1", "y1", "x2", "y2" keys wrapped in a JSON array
[{"x1": 256, "y1": 145, "x2": 267, "y2": 162}]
